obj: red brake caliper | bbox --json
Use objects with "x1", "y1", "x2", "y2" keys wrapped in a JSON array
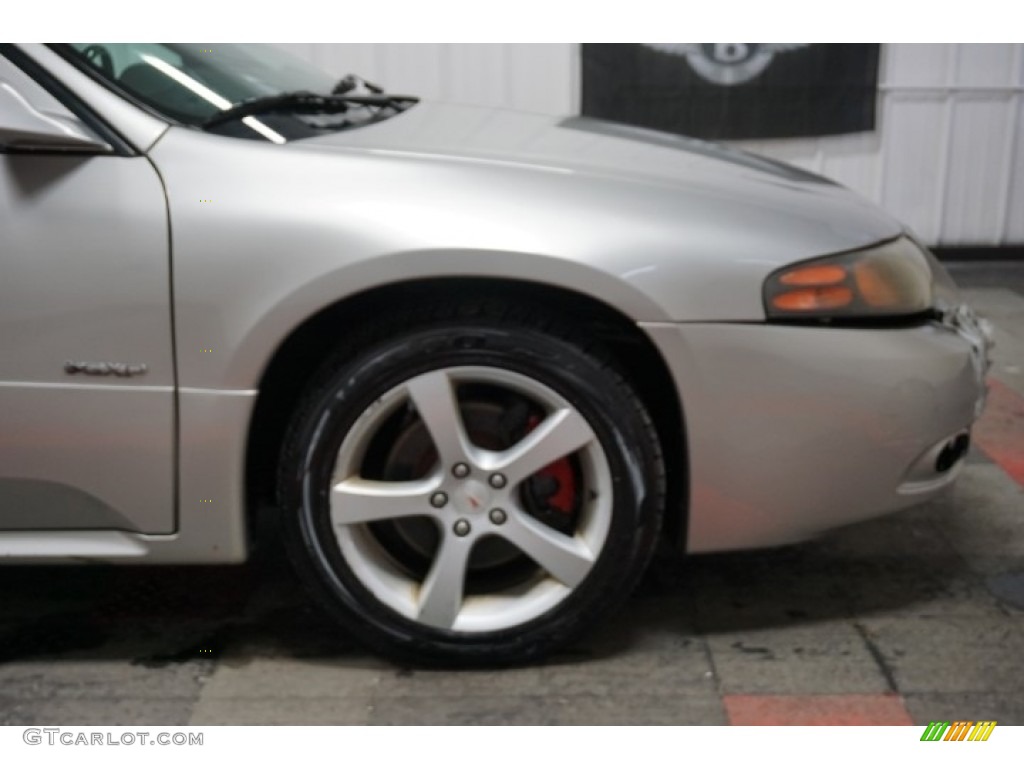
[{"x1": 525, "y1": 415, "x2": 576, "y2": 514}]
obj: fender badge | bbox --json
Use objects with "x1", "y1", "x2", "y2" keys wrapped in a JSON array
[{"x1": 64, "y1": 361, "x2": 149, "y2": 377}]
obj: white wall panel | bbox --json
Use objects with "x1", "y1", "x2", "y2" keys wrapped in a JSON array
[
  {"x1": 503, "y1": 44, "x2": 575, "y2": 114},
  {"x1": 880, "y1": 96, "x2": 948, "y2": 243},
  {"x1": 942, "y1": 96, "x2": 1014, "y2": 243},
  {"x1": 277, "y1": 43, "x2": 1024, "y2": 247},
  {"x1": 883, "y1": 44, "x2": 950, "y2": 87},
  {"x1": 1005, "y1": 98, "x2": 1024, "y2": 242},
  {"x1": 818, "y1": 132, "x2": 883, "y2": 203},
  {"x1": 446, "y1": 44, "x2": 510, "y2": 107},
  {"x1": 955, "y1": 44, "x2": 1016, "y2": 87},
  {"x1": 377, "y1": 44, "x2": 449, "y2": 98}
]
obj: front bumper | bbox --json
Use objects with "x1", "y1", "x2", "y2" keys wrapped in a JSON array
[{"x1": 642, "y1": 313, "x2": 992, "y2": 553}]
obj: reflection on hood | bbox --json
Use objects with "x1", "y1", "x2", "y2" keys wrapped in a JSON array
[{"x1": 559, "y1": 116, "x2": 832, "y2": 185}]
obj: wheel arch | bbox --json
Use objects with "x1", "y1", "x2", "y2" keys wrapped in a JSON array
[{"x1": 245, "y1": 277, "x2": 689, "y2": 549}]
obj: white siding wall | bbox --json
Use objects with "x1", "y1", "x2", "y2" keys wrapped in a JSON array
[{"x1": 278, "y1": 43, "x2": 1024, "y2": 247}]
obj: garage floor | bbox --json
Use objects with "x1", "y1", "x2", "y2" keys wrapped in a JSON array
[{"x1": 1, "y1": 262, "x2": 1022, "y2": 727}]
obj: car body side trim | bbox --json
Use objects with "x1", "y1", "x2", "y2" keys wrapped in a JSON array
[
  {"x1": 0, "y1": 381, "x2": 173, "y2": 392},
  {"x1": 0, "y1": 531, "x2": 148, "y2": 560},
  {"x1": 179, "y1": 386, "x2": 259, "y2": 396}
]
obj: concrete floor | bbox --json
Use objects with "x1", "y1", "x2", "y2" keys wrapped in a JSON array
[{"x1": 1, "y1": 262, "x2": 1022, "y2": 726}]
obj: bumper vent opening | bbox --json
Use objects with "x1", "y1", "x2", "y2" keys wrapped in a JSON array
[{"x1": 935, "y1": 433, "x2": 970, "y2": 473}]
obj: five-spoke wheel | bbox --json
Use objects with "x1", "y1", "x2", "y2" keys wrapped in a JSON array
[{"x1": 330, "y1": 366, "x2": 613, "y2": 632}]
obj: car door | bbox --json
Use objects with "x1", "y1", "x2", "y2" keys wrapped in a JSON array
[{"x1": 0, "y1": 49, "x2": 175, "y2": 534}]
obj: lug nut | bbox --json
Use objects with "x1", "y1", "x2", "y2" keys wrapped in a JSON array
[
  {"x1": 430, "y1": 492, "x2": 448, "y2": 508},
  {"x1": 489, "y1": 508, "x2": 507, "y2": 525},
  {"x1": 453, "y1": 519, "x2": 471, "y2": 537},
  {"x1": 488, "y1": 473, "x2": 507, "y2": 489},
  {"x1": 452, "y1": 463, "x2": 470, "y2": 478}
]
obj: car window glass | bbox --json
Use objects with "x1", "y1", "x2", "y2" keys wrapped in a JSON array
[{"x1": 69, "y1": 43, "x2": 337, "y2": 125}]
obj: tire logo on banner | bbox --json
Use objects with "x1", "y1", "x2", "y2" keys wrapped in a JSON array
[{"x1": 644, "y1": 44, "x2": 807, "y2": 85}]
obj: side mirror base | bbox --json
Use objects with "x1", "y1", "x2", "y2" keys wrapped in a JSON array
[{"x1": 0, "y1": 80, "x2": 113, "y2": 154}]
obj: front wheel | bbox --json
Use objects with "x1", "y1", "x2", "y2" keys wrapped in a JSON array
[{"x1": 278, "y1": 311, "x2": 665, "y2": 666}]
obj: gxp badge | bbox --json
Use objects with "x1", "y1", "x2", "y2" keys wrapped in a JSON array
[{"x1": 644, "y1": 44, "x2": 807, "y2": 86}]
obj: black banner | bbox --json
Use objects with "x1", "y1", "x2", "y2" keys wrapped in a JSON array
[{"x1": 581, "y1": 44, "x2": 880, "y2": 140}]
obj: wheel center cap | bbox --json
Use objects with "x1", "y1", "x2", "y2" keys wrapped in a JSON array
[{"x1": 454, "y1": 478, "x2": 491, "y2": 515}]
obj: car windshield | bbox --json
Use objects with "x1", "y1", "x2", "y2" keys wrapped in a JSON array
[{"x1": 61, "y1": 43, "x2": 414, "y2": 142}]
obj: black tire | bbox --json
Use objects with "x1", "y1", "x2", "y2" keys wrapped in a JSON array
[{"x1": 277, "y1": 302, "x2": 665, "y2": 666}]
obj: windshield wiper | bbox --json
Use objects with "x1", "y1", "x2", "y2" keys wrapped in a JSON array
[
  {"x1": 202, "y1": 90, "x2": 417, "y2": 129},
  {"x1": 332, "y1": 73, "x2": 384, "y2": 95}
]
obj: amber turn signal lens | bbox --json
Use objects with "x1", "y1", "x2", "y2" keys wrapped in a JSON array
[
  {"x1": 771, "y1": 286, "x2": 854, "y2": 311},
  {"x1": 778, "y1": 264, "x2": 847, "y2": 287}
]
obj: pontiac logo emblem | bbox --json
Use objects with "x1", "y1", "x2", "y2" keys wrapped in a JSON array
[
  {"x1": 644, "y1": 43, "x2": 808, "y2": 86},
  {"x1": 64, "y1": 360, "x2": 149, "y2": 377}
]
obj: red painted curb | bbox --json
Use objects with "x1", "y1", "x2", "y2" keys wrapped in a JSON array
[{"x1": 723, "y1": 694, "x2": 914, "y2": 726}]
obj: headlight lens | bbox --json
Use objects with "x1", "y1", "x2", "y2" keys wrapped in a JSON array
[{"x1": 763, "y1": 237, "x2": 934, "y2": 320}]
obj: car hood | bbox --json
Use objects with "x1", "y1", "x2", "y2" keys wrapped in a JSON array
[
  {"x1": 301, "y1": 101, "x2": 903, "y2": 252},
  {"x1": 152, "y1": 102, "x2": 910, "y2": 326}
]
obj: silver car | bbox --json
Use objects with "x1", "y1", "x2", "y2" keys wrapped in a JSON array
[{"x1": 0, "y1": 43, "x2": 993, "y2": 665}]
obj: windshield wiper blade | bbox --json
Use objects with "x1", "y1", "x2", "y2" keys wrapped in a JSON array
[{"x1": 202, "y1": 90, "x2": 417, "y2": 129}]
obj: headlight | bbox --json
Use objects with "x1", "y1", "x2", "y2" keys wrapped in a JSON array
[{"x1": 763, "y1": 237, "x2": 935, "y2": 321}]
